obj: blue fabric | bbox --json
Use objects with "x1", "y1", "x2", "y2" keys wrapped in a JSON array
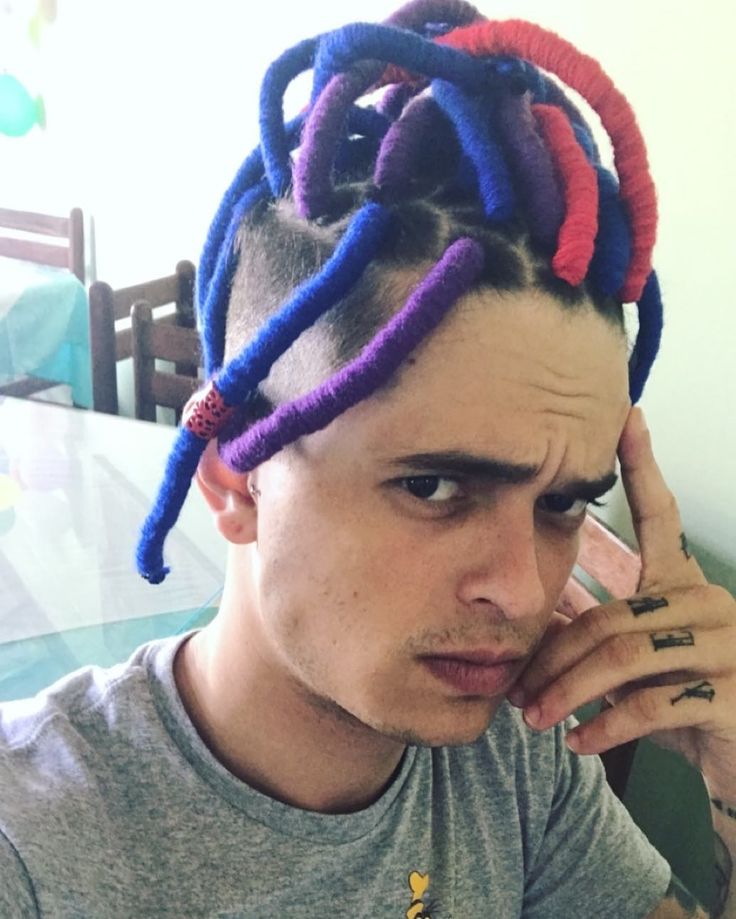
[
  {"x1": 629, "y1": 270, "x2": 663, "y2": 404},
  {"x1": 0, "y1": 260, "x2": 92, "y2": 408},
  {"x1": 311, "y1": 22, "x2": 492, "y2": 103},
  {"x1": 216, "y1": 201, "x2": 392, "y2": 403},
  {"x1": 260, "y1": 38, "x2": 319, "y2": 197},
  {"x1": 197, "y1": 116, "x2": 304, "y2": 345},
  {"x1": 432, "y1": 79, "x2": 516, "y2": 221},
  {"x1": 590, "y1": 168, "x2": 632, "y2": 299},
  {"x1": 136, "y1": 427, "x2": 208, "y2": 584}
]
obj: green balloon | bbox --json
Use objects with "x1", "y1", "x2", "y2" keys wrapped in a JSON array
[{"x1": 0, "y1": 74, "x2": 45, "y2": 137}]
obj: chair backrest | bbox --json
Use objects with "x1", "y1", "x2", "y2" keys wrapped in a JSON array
[
  {"x1": 0, "y1": 207, "x2": 84, "y2": 282},
  {"x1": 130, "y1": 299, "x2": 201, "y2": 422},
  {"x1": 561, "y1": 512, "x2": 642, "y2": 800},
  {"x1": 88, "y1": 260, "x2": 195, "y2": 415}
]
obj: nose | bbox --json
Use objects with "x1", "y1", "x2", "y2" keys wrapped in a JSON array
[{"x1": 455, "y1": 502, "x2": 548, "y2": 621}]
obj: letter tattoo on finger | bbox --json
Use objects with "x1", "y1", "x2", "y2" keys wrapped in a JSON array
[
  {"x1": 680, "y1": 532, "x2": 692, "y2": 560},
  {"x1": 650, "y1": 630, "x2": 694, "y2": 651},
  {"x1": 627, "y1": 597, "x2": 669, "y2": 617},
  {"x1": 670, "y1": 681, "x2": 715, "y2": 705},
  {"x1": 711, "y1": 799, "x2": 736, "y2": 821}
]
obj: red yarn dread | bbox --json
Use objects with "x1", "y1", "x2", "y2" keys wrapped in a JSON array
[{"x1": 379, "y1": 18, "x2": 656, "y2": 303}]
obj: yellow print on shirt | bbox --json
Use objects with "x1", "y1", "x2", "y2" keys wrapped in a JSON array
[{"x1": 406, "y1": 870, "x2": 433, "y2": 919}]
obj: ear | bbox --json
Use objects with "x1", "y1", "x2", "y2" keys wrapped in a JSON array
[{"x1": 195, "y1": 440, "x2": 258, "y2": 545}]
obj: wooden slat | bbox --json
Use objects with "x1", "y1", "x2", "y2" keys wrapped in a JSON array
[
  {"x1": 149, "y1": 370, "x2": 199, "y2": 409},
  {"x1": 0, "y1": 376, "x2": 60, "y2": 398},
  {"x1": 112, "y1": 275, "x2": 179, "y2": 319},
  {"x1": 578, "y1": 513, "x2": 641, "y2": 598},
  {"x1": 94, "y1": 261, "x2": 196, "y2": 417},
  {"x1": 0, "y1": 207, "x2": 69, "y2": 237},
  {"x1": 0, "y1": 238, "x2": 68, "y2": 268},
  {"x1": 68, "y1": 207, "x2": 84, "y2": 283},
  {"x1": 132, "y1": 301, "x2": 156, "y2": 421},
  {"x1": 143, "y1": 321, "x2": 200, "y2": 365}
]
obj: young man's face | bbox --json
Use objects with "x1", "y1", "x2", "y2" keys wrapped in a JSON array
[{"x1": 233, "y1": 288, "x2": 630, "y2": 746}]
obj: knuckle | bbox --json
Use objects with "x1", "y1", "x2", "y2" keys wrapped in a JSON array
[
  {"x1": 604, "y1": 634, "x2": 641, "y2": 670},
  {"x1": 583, "y1": 604, "x2": 614, "y2": 643},
  {"x1": 628, "y1": 688, "x2": 661, "y2": 725}
]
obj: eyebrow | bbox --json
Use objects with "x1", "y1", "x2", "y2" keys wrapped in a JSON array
[{"x1": 387, "y1": 451, "x2": 619, "y2": 499}]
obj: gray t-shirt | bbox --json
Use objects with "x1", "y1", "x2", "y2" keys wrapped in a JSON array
[{"x1": 0, "y1": 630, "x2": 671, "y2": 918}]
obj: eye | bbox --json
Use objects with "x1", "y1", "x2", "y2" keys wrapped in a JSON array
[
  {"x1": 537, "y1": 494, "x2": 604, "y2": 519},
  {"x1": 401, "y1": 475, "x2": 462, "y2": 502}
]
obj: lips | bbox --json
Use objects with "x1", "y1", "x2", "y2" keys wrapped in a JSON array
[{"x1": 421, "y1": 650, "x2": 526, "y2": 696}]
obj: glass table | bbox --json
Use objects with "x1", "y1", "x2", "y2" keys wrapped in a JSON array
[{"x1": 0, "y1": 396, "x2": 225, "y2": 701}]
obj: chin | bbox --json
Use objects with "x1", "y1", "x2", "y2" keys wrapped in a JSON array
[{"x1": 374, "y1": 694, "x2": 504, "y2": 748}]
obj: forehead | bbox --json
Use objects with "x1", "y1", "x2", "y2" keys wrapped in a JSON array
[{"x1": 306, "y1": 287, "x2": 631, "y2": 483}]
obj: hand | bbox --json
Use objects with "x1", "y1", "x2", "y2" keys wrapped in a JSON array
[{"x1": 508, "y1": 407, "x2": 736, "y2": 799}]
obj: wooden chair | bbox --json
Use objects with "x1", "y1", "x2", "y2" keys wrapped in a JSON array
[
  {"x1": 560, "y1": 512, "x2": 642, "y2": 800},
  {"x1": 0, "y1": 207, "x2": 85, "y2": 400},
  {"x1": 130, "y1": 299, "x2": 202, "y2": 422},
  {"x1": 88, "y1": 260, "x2": 196, "y2": 415},
  {"x1": 0, "y1": 206, "x2": 85, "y2": 282}
]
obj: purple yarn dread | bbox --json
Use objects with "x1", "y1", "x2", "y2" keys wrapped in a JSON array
[{"x1": 136, "y1": 0, "x2": 664, "y2": 585}]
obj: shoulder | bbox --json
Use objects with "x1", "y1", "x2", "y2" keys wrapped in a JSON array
[{"x1": 0, "y1": 634, "x2": 177, "y2": 801}]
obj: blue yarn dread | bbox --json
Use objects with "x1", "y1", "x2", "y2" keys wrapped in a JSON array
[{"x1": 137, "y1": 6, "x2": 664, "y2": 585}]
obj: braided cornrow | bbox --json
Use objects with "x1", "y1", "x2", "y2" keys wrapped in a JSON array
[{"x1": 136, "y1": 1, "x2": 664, "y2": 584}]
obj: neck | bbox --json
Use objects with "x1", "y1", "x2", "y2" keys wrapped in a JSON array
[{"x1": 173, "y1": 570, "x2": 406, "y2": 814}]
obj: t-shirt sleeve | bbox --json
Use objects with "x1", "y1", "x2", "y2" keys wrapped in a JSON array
[
  {"x1": 521, "y1": 720, "x2": 672, "y2": 919},
  {"x1": 0, "y1": 829, "x2": 39, "y2": 918}
]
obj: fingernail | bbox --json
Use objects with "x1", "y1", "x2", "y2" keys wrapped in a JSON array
[
  {"x1": 566, "y1": 731, "x2": 580, "y2": 752},
  {"x1": 524, "y1": 703, "x2": 541, "y2": 727}
]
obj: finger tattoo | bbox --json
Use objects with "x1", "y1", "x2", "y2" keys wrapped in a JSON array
[
  {"x1": 670, "y1": 681, "x2": 715, "y2": 705},
  {"x1": 650, "y1": 630, "x2": 694, "y2": 651},
  {"x1": 680, "y1": 532, "x2": 692, "y2": 560},
  {"x1": 627, "y1": 596, "x2": 669, "y2": 616},
  {"x1": 711, "y1": 799, "x2": 736, "y2": 821}
]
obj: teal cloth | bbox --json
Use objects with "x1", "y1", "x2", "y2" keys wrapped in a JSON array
[{"x1": 0, "y1": 264, "x2": 92, "y2": 407}]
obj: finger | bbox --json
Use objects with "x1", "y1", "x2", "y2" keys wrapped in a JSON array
[
  {"x1": 545, "y1": 610, "x2": 575, "y2": 636},
  {"x1": 557, "y1": 578, "x2": 598, "y2": 620},
  {"x1": 516, "y1": 585, "x2": 733, "y2": 702},
  {"x1": 521, "y1": 626, "x2": 732, "y2": 732},
  {"x1": 506, "y1": 612, "x2": 572, "y2": 707},
  {"x1": 618, "y1": 407, "x2": 705, "y2": 590},
  {"x1": 564, "y1": 677, "x2": 732, "y2": 755}
]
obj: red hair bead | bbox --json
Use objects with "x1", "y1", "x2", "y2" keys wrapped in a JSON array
[{"x1": 182, "y1": 381, "x2": 236, "y2": 441}]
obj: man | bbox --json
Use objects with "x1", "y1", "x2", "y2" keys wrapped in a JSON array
[{"x1": 2, "y1": 4, "x2": 735, "y2": 916}]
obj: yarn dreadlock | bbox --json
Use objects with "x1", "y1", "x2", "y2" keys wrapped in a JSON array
[{"x1": 136, "y1": 0, "x2": 664, "y2": 585}]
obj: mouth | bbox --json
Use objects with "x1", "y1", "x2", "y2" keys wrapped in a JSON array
[{"x1": 420, "y1": 649, "x2": 527, "y2": 697}]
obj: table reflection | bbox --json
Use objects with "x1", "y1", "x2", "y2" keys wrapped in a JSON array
[{"x1": 0, "y1": 397, "x2": 225, "y2": 700}]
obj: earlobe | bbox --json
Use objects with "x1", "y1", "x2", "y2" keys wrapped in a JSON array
[{"x1": 195, "y1": 440, "x2": 258, "y2": 545}]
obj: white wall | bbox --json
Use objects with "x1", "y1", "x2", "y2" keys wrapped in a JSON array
[{"x1": 3, "y1": 0, "x2": 734, "y2": 585}]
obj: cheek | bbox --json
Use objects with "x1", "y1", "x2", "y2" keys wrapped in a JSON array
[{"x1": 536, "y1": 526, "x2": 581, "y2": 600}]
